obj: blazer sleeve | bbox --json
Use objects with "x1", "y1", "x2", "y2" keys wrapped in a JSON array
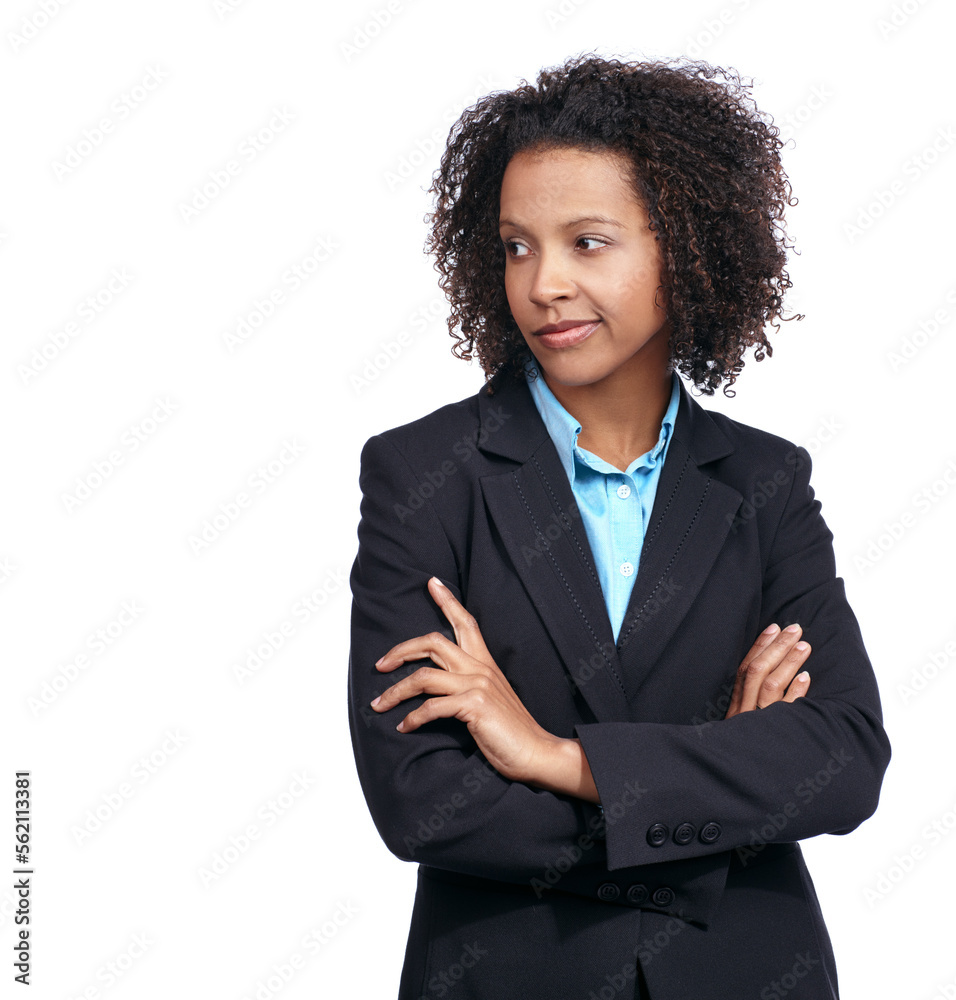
[
  {"x1": 573, "y1": 445, "x2": 893, "y2": 871},
  {"x1": 347, "y1": 432, "x2": 605, "y2": 883}
]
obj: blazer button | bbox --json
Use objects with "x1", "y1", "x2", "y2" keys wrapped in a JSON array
[
  {"x1": 597, "y1": 882, "x2": 620, "y2": 902},
  {"x1": 699, "y1": 821, "x2": 722, "y2": 844},
  {"x1": 673, "y1": 822, "x2": 696, "y2": 845},
  {"x1": 626, "y1": 883, "x2": 648, "y2": 905},
  {"x1": 646, "y1": 823, "x2": 669, "y2": 847},
  {"x1": 652, "y1": 886, "x2": 675, "y2": 908}
]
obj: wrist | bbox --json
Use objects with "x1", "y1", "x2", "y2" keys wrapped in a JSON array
[{"x1": 527, "y1": 736, "x2": 601, "y2": 804}]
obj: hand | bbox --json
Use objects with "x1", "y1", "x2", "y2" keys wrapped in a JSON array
[
  {"x1": 369, "y1": 577, "x2": 561, "y2": 784},
  {"x1": 724, "y1": 623, "x2": 811, "y2": 718}
]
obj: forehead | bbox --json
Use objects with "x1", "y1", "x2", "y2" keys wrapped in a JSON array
[{"x1": 498, "y1": 146, "x2": 640, "y2": 222}]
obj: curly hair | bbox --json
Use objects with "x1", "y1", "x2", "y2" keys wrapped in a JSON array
[{"x1": 424, "y1": 53, "x2": 801, "y2": 396}]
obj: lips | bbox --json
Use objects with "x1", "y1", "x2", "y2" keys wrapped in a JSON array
[{"x1": 533, "y1": 320, "x2": 601, "y2": 349}]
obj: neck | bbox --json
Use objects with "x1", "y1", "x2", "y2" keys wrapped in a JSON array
[{"x1": 542, "y1": 358, "x2": 673, "y2": 471}]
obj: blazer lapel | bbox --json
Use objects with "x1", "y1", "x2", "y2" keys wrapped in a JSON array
[
  {"x1": 615, "y1": 386, "x2": 742, "y2": 698},
  {"x1": 477, "y1": 374, "x2": 626, "y2": 722},
  {"x1": 475, "y1": 370, "x2": 742, "y2": 722}
]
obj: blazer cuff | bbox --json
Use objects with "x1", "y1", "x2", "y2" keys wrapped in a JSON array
[{"x1": 575, "y1": 720, "x2": 728, "y2": 870}]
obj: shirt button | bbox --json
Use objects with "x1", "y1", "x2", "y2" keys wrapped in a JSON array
[
  {"x1": 616, "y1": 483, "x2": 631, "y2": 499},
  {"x1": 620, "y1": 562, "x2": 634, "y2": 577}
]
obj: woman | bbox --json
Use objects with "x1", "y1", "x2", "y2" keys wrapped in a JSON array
[{"x1": 348, "y1": 54, "x2": 891, "y2": 999}]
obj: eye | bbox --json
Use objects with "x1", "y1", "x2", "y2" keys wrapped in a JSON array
[
  {"x1": 502, "y1": 239, "x2": 529, "y2": 258},
  {"x1": 577, "y1": 236, "x2": 607, "y2": 251}
]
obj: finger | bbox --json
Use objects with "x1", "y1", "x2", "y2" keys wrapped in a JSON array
[
  {"x1": 726, "y1": 624, "x2": 780, "y2": 717},
  {"x1": 782, "y1": 670, "x2": 811, "y2": 704},
  {"x1": 755, "y1": 640, "x2": 811, "y2": 709},
  {"x1": 370, "y1": 665, "x2": 461, "y2": 713},
  {"x1": 395, "y1": 692, "x2": 480, "y2": 732},
  {"x1": 375, "y1": 631, "x2": 462, "y2": 673},
  {"x1": 736, "y1": 624, "x2": 803, "y2": 713},
  {"x1": 427, "y1": 577, "x2": 493, "y2": 662}
]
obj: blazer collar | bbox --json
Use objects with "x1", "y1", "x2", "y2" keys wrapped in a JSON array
[
  {"x1": 475, "y1": 368, "x2": 742, "y2": 723},
  {"x1": 476, "y1": 366, "x2": 734, "y2": 467}
]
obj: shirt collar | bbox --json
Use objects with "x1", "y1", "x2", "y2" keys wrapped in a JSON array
[{"x1": 523, "y1": 355, "x2": 680, "y2": 486}]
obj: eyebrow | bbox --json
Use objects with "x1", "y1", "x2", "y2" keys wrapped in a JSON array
[{"x1": 498, "y1": 214, "x2": 626, "y2": 232}]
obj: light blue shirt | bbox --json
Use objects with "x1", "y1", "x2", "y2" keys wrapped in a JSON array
[{"x1": 524, "y1": 357, "x2": 681, "y2": 644}]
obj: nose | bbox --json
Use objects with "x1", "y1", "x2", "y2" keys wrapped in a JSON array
[{"x1": 528, "y1": 249, "x2": 575, "y2": 306}]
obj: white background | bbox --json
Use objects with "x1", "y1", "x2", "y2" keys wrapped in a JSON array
[{"x1": 2, "y1": 0, "x2": 953, "y2": 997}]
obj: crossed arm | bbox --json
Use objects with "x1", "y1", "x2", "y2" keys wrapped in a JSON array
[
  {"x1": 370, "y1": 576, "x2": 814, "y2": 805},
  {"x1": 349, "y1": 432, "x2": 889, "y2": 881}
]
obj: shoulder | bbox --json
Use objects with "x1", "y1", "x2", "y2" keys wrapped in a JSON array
[
  {"x1": 358, "y1": 383, "x2": 486, "y2": 471},
  {"x1": 704, "y1": 406, "x2": 804, "y2": 467},
  {"x1": 680, "y1": 391, "x2": 814, "y2": 505}
]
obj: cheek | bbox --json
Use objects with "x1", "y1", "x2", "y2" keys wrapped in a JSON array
[
  {"x1": 503, "y1": 268, "x2": 524, "y2": 315},
  {"x1": 618, "y1": 258, "x2": 663, "y2": 310}
]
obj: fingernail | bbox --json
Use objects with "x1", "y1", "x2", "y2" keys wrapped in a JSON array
[
  {"x1": 395, "y1": 720, "x2": 405, "y2": 731},
  {"x1": 370, "y1": 696, "x2": 380, "y2": 707},
  {"x1": 374, "y1": 656, "x2": 384, "y2": 667},
  {"x1": 430, "y1": 577, "x2": 446, "y2": 588},
  {"x1": 762, "y1": 624, "x2": 779, "y2": 634},
  {"x1": 795, "y1": 641, "x2": 808, "y2": 651},
  {"x1": 797, "y1": 671, "x2": 810, "y2": 682},
  {"x1": 784, "y1": 623, "x2": 801, "y2": 633}
]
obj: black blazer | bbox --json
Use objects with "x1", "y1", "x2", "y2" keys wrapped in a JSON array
[{"x1": 347, "y1": 368, "x2": 891, "y2": 1000}]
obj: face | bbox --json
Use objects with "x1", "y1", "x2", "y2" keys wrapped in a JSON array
[{"x1": 498, "y1": 145, "x2": 671, "y2": 388}]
